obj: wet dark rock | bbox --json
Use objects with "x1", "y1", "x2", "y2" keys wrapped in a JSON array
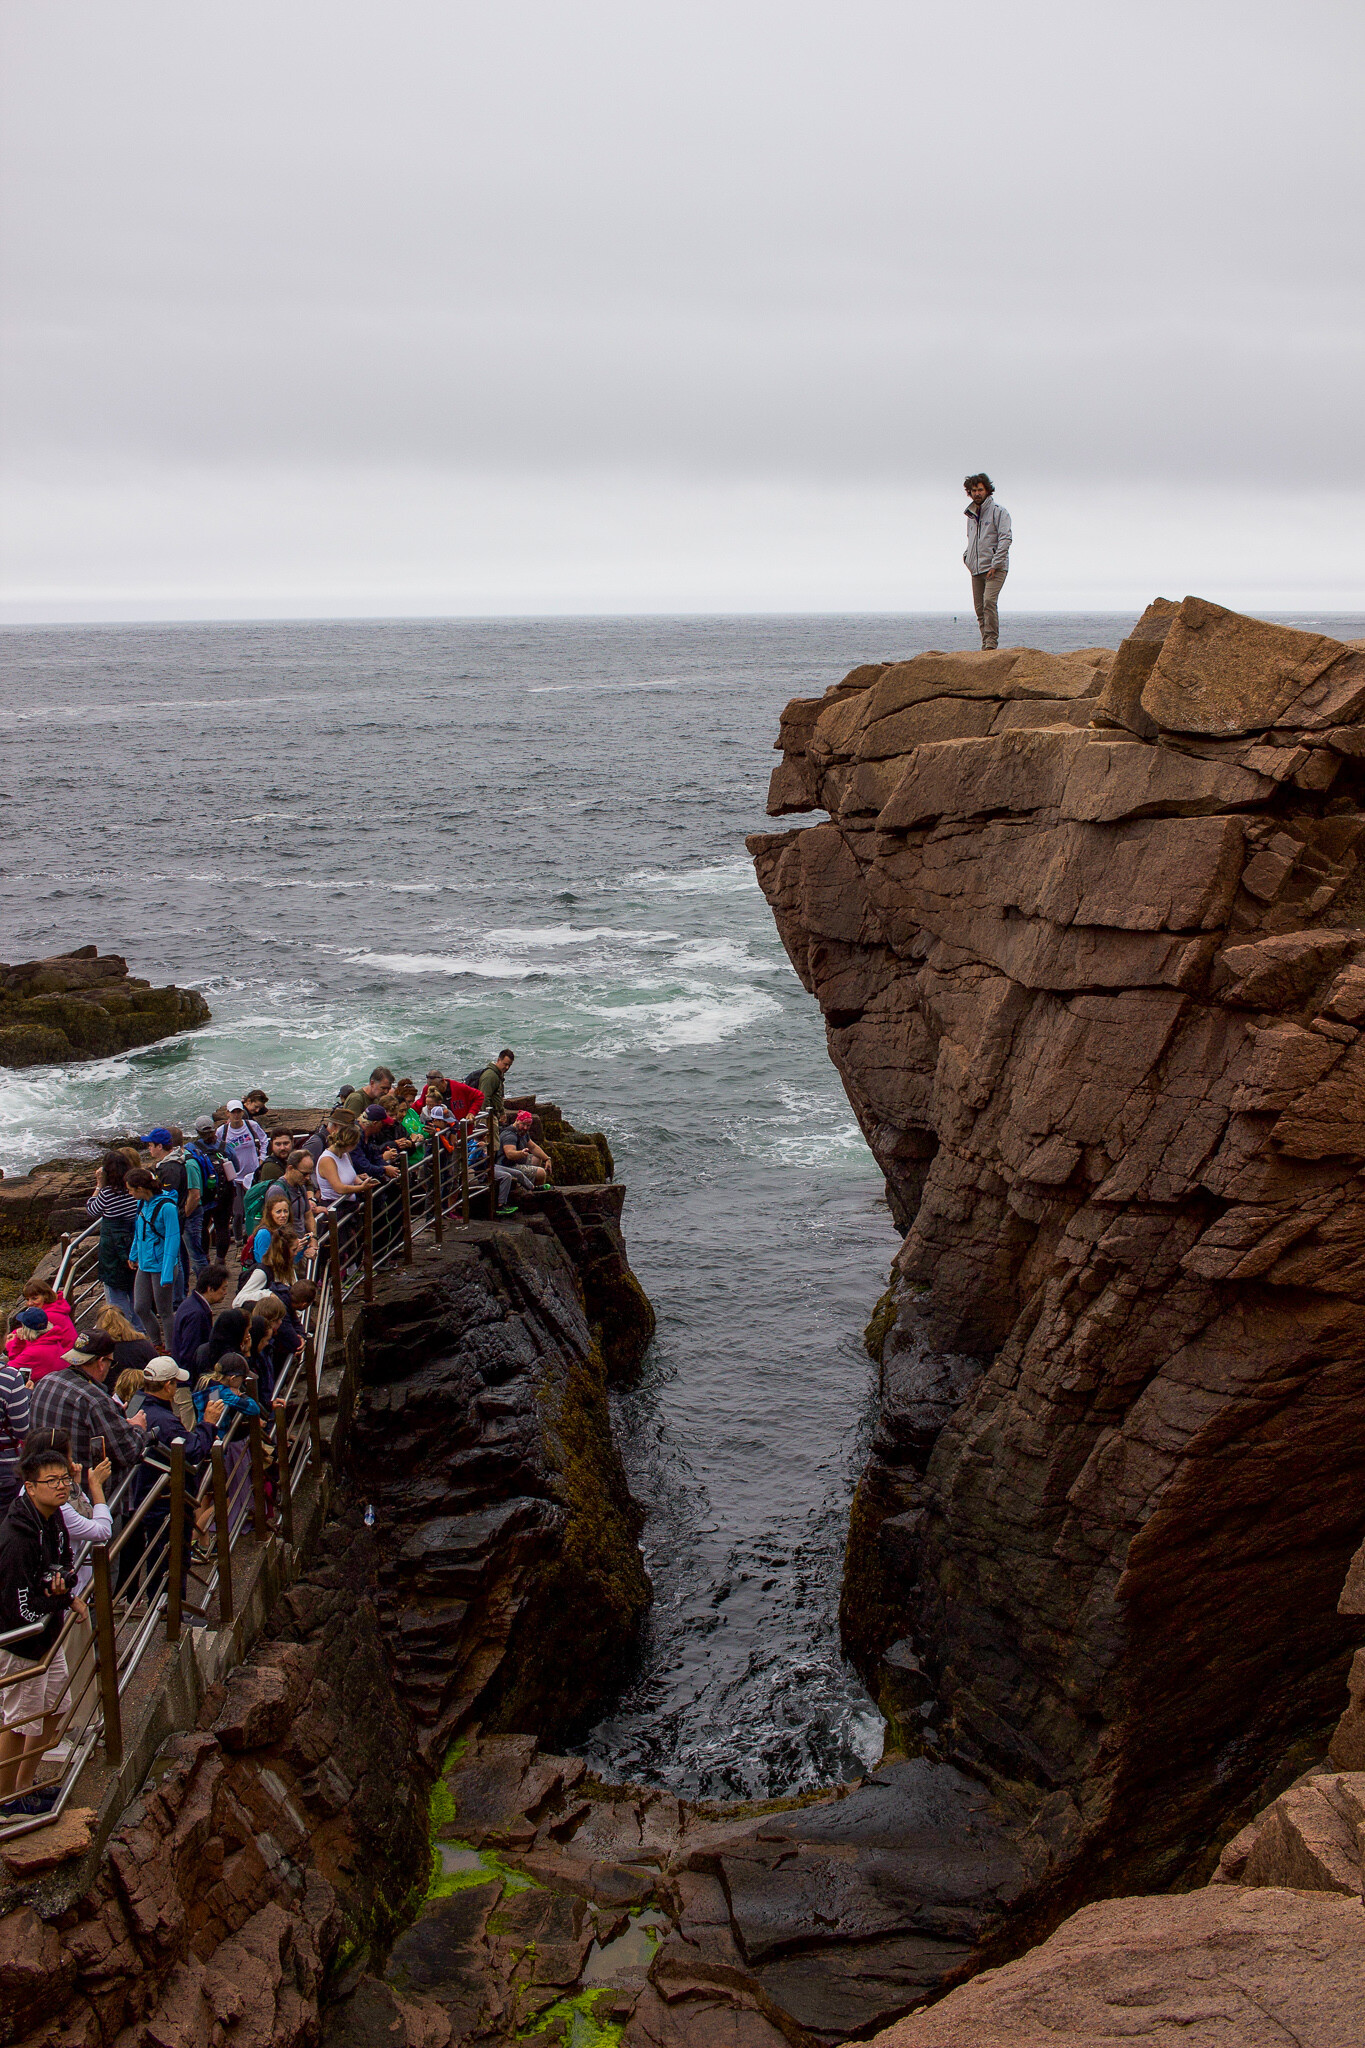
[{"x1": 351, "y1": 1226, "x2": 651, "y2": 1755}]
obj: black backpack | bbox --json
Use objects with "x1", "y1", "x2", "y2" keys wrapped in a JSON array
[
  {"x1": 464, "y1": 1068, "x2": 485, "y2": 1089},
  {"x1": 155, "y1": 1156, "x2": 190, "y2": 1217}
]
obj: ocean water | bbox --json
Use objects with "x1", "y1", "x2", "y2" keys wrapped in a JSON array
[{"x1": 4, "y1": 608, "x2": 1360, "y2": 1798}]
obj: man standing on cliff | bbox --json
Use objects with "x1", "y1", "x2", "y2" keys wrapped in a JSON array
[{"x1": 963, "y1": 473, "x2": 1012, "y2": 650}]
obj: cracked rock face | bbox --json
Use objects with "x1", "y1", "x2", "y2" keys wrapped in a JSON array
[{"x1": 749, "y1": 597, "x2": 1365, "y2": 1898}]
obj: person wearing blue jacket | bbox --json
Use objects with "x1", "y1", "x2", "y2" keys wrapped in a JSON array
[
  {"x1": 126, "y1": 1169, "x2": 181, "y2": 1351},
  {"x1": 192, "y1": 1355, "x2": 265, "y2": 1437}
]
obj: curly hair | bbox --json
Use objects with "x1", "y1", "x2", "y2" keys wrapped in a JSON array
[{"x1": 963, "y1": 472, "x2": 995, "y2": 494}]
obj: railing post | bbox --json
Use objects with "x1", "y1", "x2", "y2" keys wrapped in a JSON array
[
  {"x1": 459, "y1": 1118, "x2": 471, "y2": 1224},
  {"x1": 327, "y1": 1209, "x2": 345, "y2": 1341},
  {"x1": 487, "y1": 1111, "x2": 499, "y2": 1219},
  {"x1": 304, "y1": 1334, "x2": 324, "y2": 1460},
  {"x1": 273, "y1": 1400, "x2": 294, "y2": 1543},
  {"x1": 431, "y1": 1130, "x2": 444, "y2": 1245},
  {"x1": 90, "y1": 1544, "x2": 123, "y2": 1765},
  {"x1": 399, "y1": 1153, "x2": 414, "y2": 1264},
  {"x1": 211, "y1": 1443, "x2": 234, "y2": 1627},
  {"x1": 362, "y1": 1188, "x2": 375, "y2": 1302},
  {"x1": 165, "y1": 1445, "x2": 185, "y2": 1642},
  {"x1": 248, "y1": 1418, "x2": 270, "y2": 1535}
]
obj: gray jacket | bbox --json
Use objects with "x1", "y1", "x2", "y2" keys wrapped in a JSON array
[{"x1": 964, "y1": 495, "x2": 1012, "y2": 575}]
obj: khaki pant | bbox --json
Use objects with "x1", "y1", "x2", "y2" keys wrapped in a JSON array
[{"x1": 971, "y1": 570, "x2": 1008, "y2": 650}]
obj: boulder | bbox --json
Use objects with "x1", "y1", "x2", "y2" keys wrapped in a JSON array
[
  {"x1": 0, "y1": 947, "x2": 210, "y2": 1068},
  {"x1": 868, "y1": 1887, "x2": 1365, "y2": 2046}
]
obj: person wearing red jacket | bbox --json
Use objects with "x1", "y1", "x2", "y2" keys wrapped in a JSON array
[{"x1": 4, "y1": 1292, "x2": 79, "y2": 1385}]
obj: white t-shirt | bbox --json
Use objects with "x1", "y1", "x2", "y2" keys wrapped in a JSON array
[
  {"x1": 316, "y1": 1147, "x2": 360, "y2": 1207},
  {"x1": 218, "y1": 1120, "x2": 264, "y2": 1185}
]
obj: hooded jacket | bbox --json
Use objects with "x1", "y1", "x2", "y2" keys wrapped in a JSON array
[
  {"x1": 4, "y1": 1294, "x2": 79, "y2": 1385},
  {"x1": 130, "y1": 1189, "x2": 181, "y2": 1284},
  {"x1": 963, "y1": 494, "x2": 1012, "y2": 575},
  {"x1": 0, "y1": 1489, "x2": 75, "y2": 1658}
]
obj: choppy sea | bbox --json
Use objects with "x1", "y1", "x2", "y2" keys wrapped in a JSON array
[{"x1": 3, "y1": 608, "x2": 1359, "y2": 1797}]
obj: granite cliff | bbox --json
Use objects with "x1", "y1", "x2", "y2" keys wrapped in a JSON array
[{"x1": 749, "y1": 598, "x2": 1365, "y2": 1906}]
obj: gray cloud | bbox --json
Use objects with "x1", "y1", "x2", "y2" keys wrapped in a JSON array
[{"x1": 2, "y1": 0, "x2": 1362, "y2": 613}]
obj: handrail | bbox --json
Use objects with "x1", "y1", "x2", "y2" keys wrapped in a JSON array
[{"x1": 0, "y1": 1112, "x2": 539, "y2": 1845}]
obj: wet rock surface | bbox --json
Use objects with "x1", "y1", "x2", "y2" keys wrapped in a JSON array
[
  {"x1": 326, "y1": 1731, "x2": 1047, "y2": 2047},
  {"x1": 749, "y1": 599, "x2": 1365, "y2": 1904},
  {"x1": 347, "y1": 1223, "x2": 651, "y2": 1755},
  {"x1": 0, "y1": 945, "x2": 210, "y2": 1068}
]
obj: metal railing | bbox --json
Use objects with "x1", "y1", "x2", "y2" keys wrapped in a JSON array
[{"x1": 1, "y1": 1117, "x2": 506, "y2": 1844}]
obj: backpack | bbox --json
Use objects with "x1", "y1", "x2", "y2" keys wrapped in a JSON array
[
  {"x1": 186, "y1": 1140, "x2": 222, "y2": 1204},
  {"x1": 464, "y1": 1068, "x2": 485, "y2": 1089},
  {"x1": 154, "y1": 1155, "x2": 190, "y2": 1216}
]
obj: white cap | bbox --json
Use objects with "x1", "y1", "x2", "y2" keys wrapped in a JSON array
[
  {"x1": 144, "y1": 1355, "x2": 190, "y2": 1384},
  {"x1": 226, "y1": 1098, "x2": 245, "y2": 1112}
]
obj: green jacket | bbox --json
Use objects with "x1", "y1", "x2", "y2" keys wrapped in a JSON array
[{"x1": 478, "y1": 1065, "x2": 506, "y2": 1123}]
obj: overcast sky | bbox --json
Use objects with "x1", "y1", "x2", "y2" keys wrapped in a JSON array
[{"x1": 2, "y1": 1, "x2": 1361, "y2": 620}]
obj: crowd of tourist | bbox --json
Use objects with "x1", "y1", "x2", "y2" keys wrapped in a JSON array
[{"x1": 0, "y1": 1047, "x2": 554, "y2": 1813}]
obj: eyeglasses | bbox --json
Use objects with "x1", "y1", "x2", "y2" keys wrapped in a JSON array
[{"x1": 31, "y1": 1474, "x2": 71, "y2": 1490}]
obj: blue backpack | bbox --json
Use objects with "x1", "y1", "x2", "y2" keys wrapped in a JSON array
[{"x1": 186, "y1": 1140, "x2": 223, "y2": 1203}]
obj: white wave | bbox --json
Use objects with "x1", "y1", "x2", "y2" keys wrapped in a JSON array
[
  {"x1": 345, "y1": 949, "x2": 571, "y2": 980},
  {"x1": 526, "y1": 677, "x2": 679, "y2": 695},
  {"x1": 579, "y1": 984, "x2": 781, "y2": 1053},
  {"x1": 493, "y1": 923, "x2": 680, "y2": 948},
  {"x1": 622, "y1": 860, "x2": 759, "y2": 897}
]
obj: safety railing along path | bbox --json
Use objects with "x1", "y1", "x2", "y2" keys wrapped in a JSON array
[{"x1": 6, "y1": 1114, "x2": 506, "y2": 1849}]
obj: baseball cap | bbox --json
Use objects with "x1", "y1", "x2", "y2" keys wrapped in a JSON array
[
  {"x1": 361, "y1": 1104, "x2": 388, "y2": 1122},
  {"x1": 144, "y1": 1355, "x2": 190, "y2": 1385},
  {"x1": 15, "y1": 1306, "x2": 50, "y2": 1334},
  {"x1": 194, "y1": 1114, "x2": 216, "y2": 1134},
  {"x1": 137, "y1": 1127, "x2": 175, "y2": 1148},
  {"x1": 214, "y1": 1351, "x2": 248, "y2": 1380},
  {"x1": 427, "y1": 1104, "x2": 453, "y2": 1123},
  {"x1": 226, "y1": 1099, "x2": 245, "y2": 1112},
  {"x1": 63, "y1": 1330, "x2": 115, "y2": 1366}
]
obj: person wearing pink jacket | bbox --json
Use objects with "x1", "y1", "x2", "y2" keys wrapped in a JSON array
[{"x1": 5, "y1": 1290, "x2": 79, "y2": 1384}]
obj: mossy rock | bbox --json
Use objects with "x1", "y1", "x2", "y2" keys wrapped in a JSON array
[
  {"x1": 23, "y1": 994, "x2": 120, "y2": 1055},
  {"x1": 548, "y1": 1138, "x2": 609, "y2": 1187},
  {"x1": 0, "y1": 1022, "x2": 71, "y2": 1067},
  {"x1": 864, "y1": 1283, "x2": 898, "y2": 1363}
]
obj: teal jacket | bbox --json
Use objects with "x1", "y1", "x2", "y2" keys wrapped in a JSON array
[{"x1": 130, "y1": 1189, "x2": 181, "y2": 1283}]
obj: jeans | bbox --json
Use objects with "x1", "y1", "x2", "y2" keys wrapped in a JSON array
[
  {"x1": 133, "y1": 1270, "x2": 176, "y2": 1351},
  {"x1": 102, "y1": 1282, "x2": 146, "y2": 1335},
  {"x1": 971, "y1": 568, "x2": 1008, "y2": 650},
  {"x1": 185, "y1": 1210, "x2": 208, "y2": 1279}
]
